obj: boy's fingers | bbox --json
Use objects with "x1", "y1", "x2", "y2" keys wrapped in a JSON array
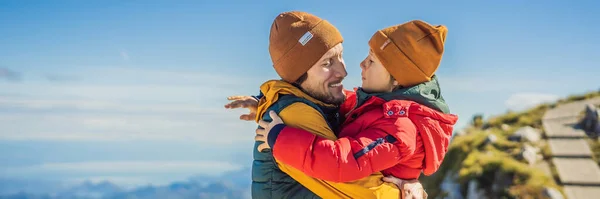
[
  {"x1": 254, "y1": 134, "x2": 265, "y2": 142},
  {"x1": 257, "y1": 143, "x2": 269, "y2": 152},
  {"x1": 258, "y1": 120, "x2": 269, "y2": 128},
  {"x1": 255, "y1": 128, "x2": 266, "y2": 136},
  {"x1": 382, "y1": 176, "x2": 401, "y2": 184},
  {"x1": 268, "y1": 111, "x2": 280, "y2": 122}
]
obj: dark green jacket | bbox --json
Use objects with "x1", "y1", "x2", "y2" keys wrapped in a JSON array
[{"x1": 252, "y1": 94, "x2": 338, "y2": 199}]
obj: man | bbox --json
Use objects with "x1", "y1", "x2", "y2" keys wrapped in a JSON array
[{"x1": 224, "y1": 11, "x2": 425, "y2": 199}]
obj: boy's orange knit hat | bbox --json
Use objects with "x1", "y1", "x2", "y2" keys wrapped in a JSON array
[
  {"x1": 269, "y1": 11, "x2": 343, "y2": 83},
  {"x1": 369, "y1": 20, "x2": 447, "y2": 87}
]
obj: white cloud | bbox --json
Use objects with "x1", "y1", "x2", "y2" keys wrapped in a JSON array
[
  {"x1": 0, "y1": 66, "x2": 264, "y2": 143},
  {"x1": 9, "y1": 161, "x2": 242, "y2": 174},
  {"x1": 0, "y1": 66, "x2": 265, "y2": 104},
  {"x1": 0, "y1": 97, "x2": 222, "y2": 113},
  {"x1": 56, "y1": 66, "x2": 264, "y2": 88},
  {"x1": 0, "y1": 103, "x2": 257, "y2": 143},
  {"x1": 439, "y1": 76, "x2": 550, "y2": 93},
  {"x1": 504, "y1": 92, "x2": 560, "y2": 111},
  {"x1": 0, "y1": 66, "x2": 267, "y2": 187},
  {"x1": 0, "y1": 83, "x2": 240, "y2": 104},
  {"x1": 438, "y1": 73, "x2": 600, "y2": 94}
]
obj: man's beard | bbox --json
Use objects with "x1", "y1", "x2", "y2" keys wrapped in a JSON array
[{"x1": 304, "y1": 88, "x2": 345, "y2": 105}]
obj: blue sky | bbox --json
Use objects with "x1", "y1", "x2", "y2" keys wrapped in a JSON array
[{"x1": 1, "y1": 0, "x2": 599, "y2": 189}]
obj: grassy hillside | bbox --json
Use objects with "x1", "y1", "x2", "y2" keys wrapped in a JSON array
[{"x1": 421, "y1": 90, "x2": 600, "y2": 198}]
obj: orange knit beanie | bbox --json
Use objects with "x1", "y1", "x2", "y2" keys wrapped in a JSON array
[
  {"x1": 269, "y1": 11, "x2": 344, "y2": 83},
  {"x1": 369, "y1": 20, "x2": 447, "y2": 87}
]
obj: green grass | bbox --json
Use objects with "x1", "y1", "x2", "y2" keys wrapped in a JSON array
[
  {"x1": 419, "y1": 130, "x2": 488, "y2": 197},
  {"x1": 486, "y1": 90, "x2": 600, "y2": 130},
  {"x1": 458, "y1": 149, "x2": 560, "y2": 198},
  {"x1": 420, "y1": 129, "x2": 558, "y2": 198},
  {"x1": 539, "y1": 141, "x2": 551, "y2": 159},
  {"x1": 588, "y1": 139, "x2": 600, "y2": 167},
  {"x1": 557, "y1": 91, "x2": 600, "y2": 105},
  {"x1": 419, "y1": 90, "x2": 600, "y2": 198},
  {"x1": 486, "y1": 103, "x2": 551, "y2": 129}
]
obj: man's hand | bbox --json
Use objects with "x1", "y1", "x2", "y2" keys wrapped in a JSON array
[
  {"x1": 224, "y1": 95, "x2": 258, "y2": 121},
  {"x1": 383, "y1": 176, "x2": 428, "y2": 199},
  {"x1": 255, "y1": 111, "x2": 284, "y2": 152}
]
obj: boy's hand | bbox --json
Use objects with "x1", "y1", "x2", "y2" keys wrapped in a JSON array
[
  {"x1": 383, "y1": 176, "x2": 428, "y2": 199},
  {"x1": 224, "y1": 95, "x2": 258, "y2": 121},
  {"x1": 255, "y1": 111, "x2": 284, "y2": 151}
]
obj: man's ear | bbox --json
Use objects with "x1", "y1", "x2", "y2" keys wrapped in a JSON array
[{"x1": 393, "y1": 80, "x2": 399, "y2": 86}]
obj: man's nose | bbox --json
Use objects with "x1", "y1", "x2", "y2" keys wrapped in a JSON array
[{"x1": 334, "y1": 62, "x2": 347, "y2": 78}]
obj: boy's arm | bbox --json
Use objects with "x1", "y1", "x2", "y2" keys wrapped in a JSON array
[
  {"x1": 269, "y1": 116, "x2": 415, "y2": 183},
  {"x1": 277, "y1": 102, "x2": 338, "y2": 140},
  {"x1": 273, "y1": 103, "x2": 401, "y2": 199}
]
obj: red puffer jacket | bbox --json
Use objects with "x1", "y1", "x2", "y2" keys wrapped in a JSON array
[{"x1": 266, "y1": 88, "x2": 458, "y2": 182}]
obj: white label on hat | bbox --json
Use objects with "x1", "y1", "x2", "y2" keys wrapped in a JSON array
[
  {"x1": 380, "y1": 39, "x2": 391, "y2": 50},
  {"x1": 299, "y1": 31, "x2": 313, "y2": 46}
]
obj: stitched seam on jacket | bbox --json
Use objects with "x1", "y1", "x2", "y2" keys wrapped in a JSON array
[{"x1": 352, "y1": 135, "x2": 398, "y2": 160}]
